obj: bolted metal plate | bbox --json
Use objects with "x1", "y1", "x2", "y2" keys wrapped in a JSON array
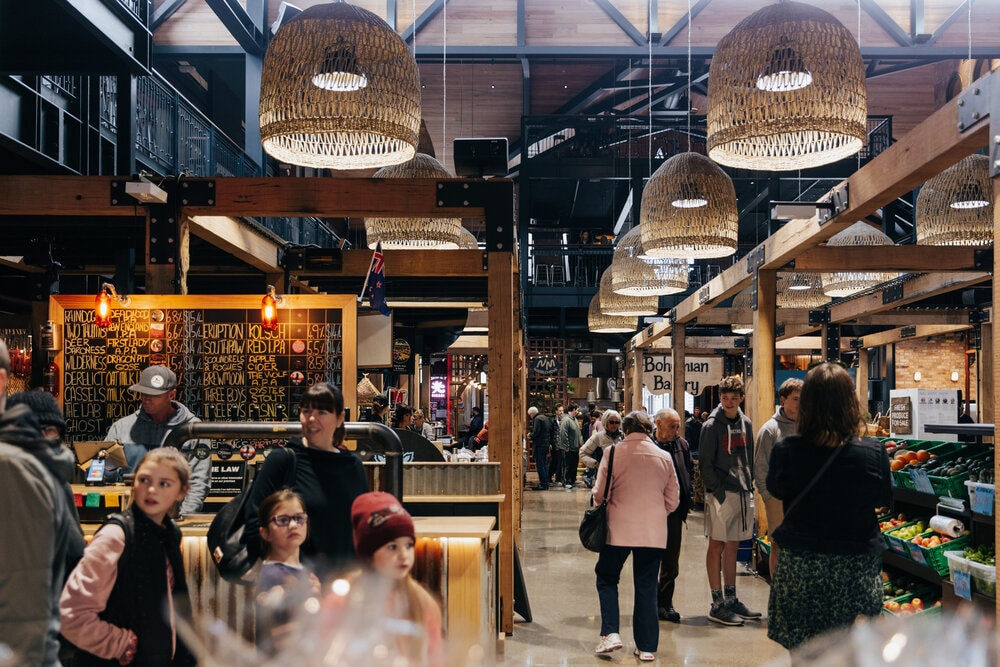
[{"x1": 176, "y1": 180, "x2": 216, "y2": 206}]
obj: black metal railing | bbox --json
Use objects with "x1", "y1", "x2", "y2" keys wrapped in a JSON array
[
  {"x1": 528, "y1": 243, "x2": 615, "y2": 288},
  {"x1": 163, "y1": 421, "x2": 404, "y2": 500}
]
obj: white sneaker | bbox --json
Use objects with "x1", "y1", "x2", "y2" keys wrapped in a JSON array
[{"x1": 595, "y1": 633, "x2": 623, "y2": 654}]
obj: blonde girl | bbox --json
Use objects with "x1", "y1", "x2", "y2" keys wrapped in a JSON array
[{"x1": 61, "y1": 448, "x2": 195, "y2": 666}]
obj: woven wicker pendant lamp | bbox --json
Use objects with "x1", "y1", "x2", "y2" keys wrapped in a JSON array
[
  {"x1": 259, "y1": 1, "x2": 421, "y2": 169},
  {"x1": 640, "y1": 152, "x2": 738, "y2": 259},
  {"x1": 821, "y1": 222, "x2": 898, "y2": 297},
  {"x1": 365, "y1": 153, "x2": 464, "y2": 249},
  {"x1": 611, "y1": 227, "x2": 689, "y2": 296},
  {"x1": 731, "y1": 288, "x2": 755, "y2": 335},
  {"x1": 916, "y1": 154, "x2": 994, "y2": 246},
  {"x1": 707, "y1": 1, "x2": 867, "y2": 170},
  {"x1": 457, "y1": 226, "x2": 479, "y2": 249},
  {"x1": 777, "y1": 272, "x2": 829, "y2": 309},
  {"x1": 729, "y1": 287, "x2": 753, "y2": 336},
  {"x1": 598, "y1": 270, "x2": 659, "y2": 317},
  {"x1": 588, "y1": 294, "x2": 638, "y2": 334}
]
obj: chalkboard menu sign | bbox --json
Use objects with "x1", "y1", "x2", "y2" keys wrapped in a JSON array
[{"x1": 49, "y1": 295, "x2": 358, "y2": 442}]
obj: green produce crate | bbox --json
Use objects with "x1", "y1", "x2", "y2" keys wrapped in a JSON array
[
  {"x1": 928, "y1": 449, "x2": 993, "y2": 499},
  {"x1": 910, "y1": 533, "x2": 970, "y2": 575},
  {"x1": 885, "y1": 521, "x2": 926, "y2": 558},
  {"x1": 880, "y1": 519, "x2": 917, "y2": 550}
]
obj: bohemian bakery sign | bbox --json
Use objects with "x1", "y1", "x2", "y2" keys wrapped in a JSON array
[{"x1": 642, "y1": 355, "x2": 723, "y2": 396}]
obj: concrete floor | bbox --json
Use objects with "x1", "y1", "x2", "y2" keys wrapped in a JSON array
[{"x1": 499, "y1": 479, "x2": 792, "y2": 667}]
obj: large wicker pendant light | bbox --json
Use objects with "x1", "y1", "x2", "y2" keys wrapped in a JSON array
[
  {"x1": 777, "y1": 272, "x2": 829, "y2": 309},
  {"x1": 588, "y1": 294, "x2": 638, "y2": 334},
  {"x1": 916, "y1": 154, "x2": 994, "y2": 246},
  {"x1": 365, "y1": 154, "x2": 464, "y2": 249},
  {"x1": 457, "y1": 226, "x2": 479, "y2": 249},
  {"x1": 611, "y1": 227, "x2": 689, "y2": 296},
  {"x1": 259, "y1": 1, "x2": 421, "y2": 169},
  {"x1": 598, "y1": 270, "x2": 659, "y2": 317},
  {"x1": 731, "y1": 288, "x2": 755, "y2": 335},
  {"x1": 821, "y1": 222, "x2": 898, "y2": 297},
  {"x1": 706, "y1": 1, "x2": 867, "y2": 170},
  {"x1": 640, "y1": 152, "x2": 738, "y2": 259}
]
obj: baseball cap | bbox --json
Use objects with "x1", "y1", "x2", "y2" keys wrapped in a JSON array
[{"x1": 129, "y1": 365, "x2": 177, "y2": 395}]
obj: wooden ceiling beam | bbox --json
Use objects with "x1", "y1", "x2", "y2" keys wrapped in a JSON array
[
  {"x1": 829, "y1": 272, "x2": 990, "y2": 321},
  {"x1": 844, "y1": 323, "x2": 973, "y2": 350},
  {"x1": 792, "y1": 246, "x2": 988, "y2": 272}
]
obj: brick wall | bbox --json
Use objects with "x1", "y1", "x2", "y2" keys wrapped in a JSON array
[{"x1": 894, "y1": 333, "x2": 977, "y2": 401}]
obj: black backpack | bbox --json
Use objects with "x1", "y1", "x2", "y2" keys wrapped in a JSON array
[{"x1": 206, "y1": 447, "x2": 296, "y2": 585}]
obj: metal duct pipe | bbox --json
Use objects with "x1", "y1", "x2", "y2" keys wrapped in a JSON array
[{"x1": 163, "y1": 421, "x2": 404, "y2": 499}]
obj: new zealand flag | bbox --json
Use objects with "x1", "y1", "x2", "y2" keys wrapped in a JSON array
[{"x1": 368, "y1": 242, "x2": 391, "y2": 316}]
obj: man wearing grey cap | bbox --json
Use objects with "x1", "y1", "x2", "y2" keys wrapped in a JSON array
[{"x1": 105, "y1": 365, "x2": 210, "y2": 515}]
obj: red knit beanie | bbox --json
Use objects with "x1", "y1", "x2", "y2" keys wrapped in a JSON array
[{"x1": 351, "y1": 492, "x2": 415, "y2": 560}]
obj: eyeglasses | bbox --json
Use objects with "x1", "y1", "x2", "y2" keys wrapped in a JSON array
[
  {"x1": 606, "y1": 420, "x2": 621, "y2": 425},
  {"x1": 270, "y1": 513, "x2": 309, "y2": 527}
]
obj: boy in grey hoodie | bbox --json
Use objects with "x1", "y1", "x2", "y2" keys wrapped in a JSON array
[
  {"x1": 754, "y1": 377, "x2": 802, "y2": 577},
  {"x1": 699, "y1": 375, "x2": 758, "y2": 626}
]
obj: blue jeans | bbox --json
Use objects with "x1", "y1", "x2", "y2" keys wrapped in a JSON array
[
  {"x1": 532, "y1": 444, "x2": 550, "y2": 487},
  {"x1": 595, "y1": 544, "x2": 664, "y2": 651}
]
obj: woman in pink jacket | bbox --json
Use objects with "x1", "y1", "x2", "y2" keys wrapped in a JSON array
[{"x1": 591, "y1": 410, "x2": 679, "y2": 662}]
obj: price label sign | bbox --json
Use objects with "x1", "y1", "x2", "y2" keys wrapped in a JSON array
[
  {"x1": 972, "y1": 485, "x2": 995, "y2": 516},
  {"x1": 911, "y1": 469, "x2": 934, "y2": 495},
  {"x1": 953, "y1": 569, "x2": 973, "y2": 600}
]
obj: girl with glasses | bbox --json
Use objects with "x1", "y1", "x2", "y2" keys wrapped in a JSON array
[{"x1": 255, "y1": 489, "x2": 320, "y2": 656}]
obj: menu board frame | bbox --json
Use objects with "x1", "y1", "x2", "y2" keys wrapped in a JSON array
[{"x1": 49, "y1": 294, "x2": 357, "y2": 441}]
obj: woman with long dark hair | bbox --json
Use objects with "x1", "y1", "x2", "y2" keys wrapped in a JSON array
[
  {"x1": 765, "y1": 363, "x2": 891, "y2": 652},
  {"x1": 244, "y1": 383, "x2": 369, "y2": 576}
]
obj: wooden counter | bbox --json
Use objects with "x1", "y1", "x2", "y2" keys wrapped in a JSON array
[{"x1": 81, "y1": 515, "x2": 499, "y2": 655}]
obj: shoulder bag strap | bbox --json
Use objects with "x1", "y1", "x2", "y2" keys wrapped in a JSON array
[
  {"x1": 283, "y1": 446, "x2": 297, "y2": 488},
  {"x1": 601, "y1": 445, "x2": 616, "y2": 502},
  {"x1": 782, "y1": 442, "x2": 845, "y2": 521}
]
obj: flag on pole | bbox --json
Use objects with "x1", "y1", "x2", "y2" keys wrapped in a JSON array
[{"x1": 368, "y1": 242, "x2": 391, "y2": 316}]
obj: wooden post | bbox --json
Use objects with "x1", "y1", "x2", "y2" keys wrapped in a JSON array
[
  {"x1": 487, "y1": 249, "x2": 515, "y2": 635},
  {"x1": 752, "y1": 270, "x2": 776, "y2": 429},
  {"x1": 672, "y1": 323, "x2": 686, "y2": 418},
  {"x1": 856, "y1": 347, "x2": 870, "y2": 416},
  {"x1": 630, "y1": 344, "x2": 643, "y2": 412}
]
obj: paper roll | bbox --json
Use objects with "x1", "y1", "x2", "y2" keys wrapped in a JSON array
[{"x1": 929, "y1": 514, "x2": 964, "y2": 538}]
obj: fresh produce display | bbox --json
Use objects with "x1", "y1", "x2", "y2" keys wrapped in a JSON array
[
  {"x1": 882, "y1": 596, "x2": 942, "y2": 615},
  {"x1": 887, "y1": 521, "x2": 926, "y2": 541},
  {"x1": 965, "y1": 544, "x2": 995, "y2": 567},
  {"x1": 879, "y1": 514, "x2": 908, "y2": 532},
  {"x1": 911, "y1": 532, "x2": 957, "y2": 549}
]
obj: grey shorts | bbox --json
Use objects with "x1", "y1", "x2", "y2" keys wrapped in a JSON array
[{"x1": 705, "y1": 490, "x2": 754, "y2": 541}]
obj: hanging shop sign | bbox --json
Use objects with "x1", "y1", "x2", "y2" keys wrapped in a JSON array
[
  {"x1": 642, "y1": 354, "x2": 724, "y2": 396},
  {"x1": 529, "y1": 355, "x2": 561, "y2": 376},
  {"x1": 392, "y1": 336, "x2": 414, "y2": 374}
]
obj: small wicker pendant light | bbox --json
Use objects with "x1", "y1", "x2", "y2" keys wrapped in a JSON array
[
  {"x1": 457, "y1": 226, "x2": 479, "y2": 249},
  {"x1": 588, "y1": 294, "x2": 638, "y2": 334},
  {"x1": 776, "y1": 272, "x2": 829, "y2": 309},
  {"x1": 916, "y1": 154, "x2": 994, "y2": 246},
  {"x1": 731, "y1": 288, "x2": 755, "y2": 335},
  {"x1": 821, "y1": 222, "x2": 898, "y2": 297},
  {"x1": 365, "y1": 153, "x2": 464, "y2": 249},
  {"x1": 611, "y1": 227, "x2": 689, "y2": 296},
  {"x1": 598, "y1": 270, "x2": 659, "y2": 317},
  {"x1": 640, "y1": 152, "x2": 738, "y2": 259},
  {"x1": 707, "y1": 1, "x2": 867, "y2": 170},
  {"x1": 259, "y1": 1, "x2": 421, "y2": 169}
]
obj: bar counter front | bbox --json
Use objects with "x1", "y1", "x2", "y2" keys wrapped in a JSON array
[{"x1": 77, "y1": 485, "x2": 499, "y2": 657}]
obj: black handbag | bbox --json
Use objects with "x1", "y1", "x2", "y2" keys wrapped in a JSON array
[
  {"x1": 579, "y1": 445, "x2": 616, "y2": 552},
  {"x1": 207, "y1": 446, "x2": 296, "y2": 585}
]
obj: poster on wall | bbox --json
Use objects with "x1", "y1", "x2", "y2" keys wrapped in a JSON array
[
  {"x1": 642, "y1": 355, "x2": 724, "y2": 396},
  {"x1": 392, "y1": 328, "x2": 414, "y2": 374}
]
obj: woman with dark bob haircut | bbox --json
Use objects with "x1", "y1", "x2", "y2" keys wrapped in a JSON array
[
  {"x1": 244, "y1": 383, "x2": 369, "y2": 575},
  {"x1": 765, "y1": 363, "x2": 891, "y2": 654}
]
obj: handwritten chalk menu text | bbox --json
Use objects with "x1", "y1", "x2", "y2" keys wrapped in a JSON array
[{"x1": 51, "y1": 294, "x2": 358, "y2": 443}]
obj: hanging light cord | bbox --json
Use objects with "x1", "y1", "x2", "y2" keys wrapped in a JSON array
[
  {"x1": 648, "y1": 31, "x2": 652, "y2": 177},
  {"x1": 967, "y1": 0, "x2": 973, "y2": 61},
  {"x1": 686, "y1": 0, "x2": 692, "y2": 153},
  {"x1": 442, "y1": 1, "x2": 447, "y2": 166}
]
